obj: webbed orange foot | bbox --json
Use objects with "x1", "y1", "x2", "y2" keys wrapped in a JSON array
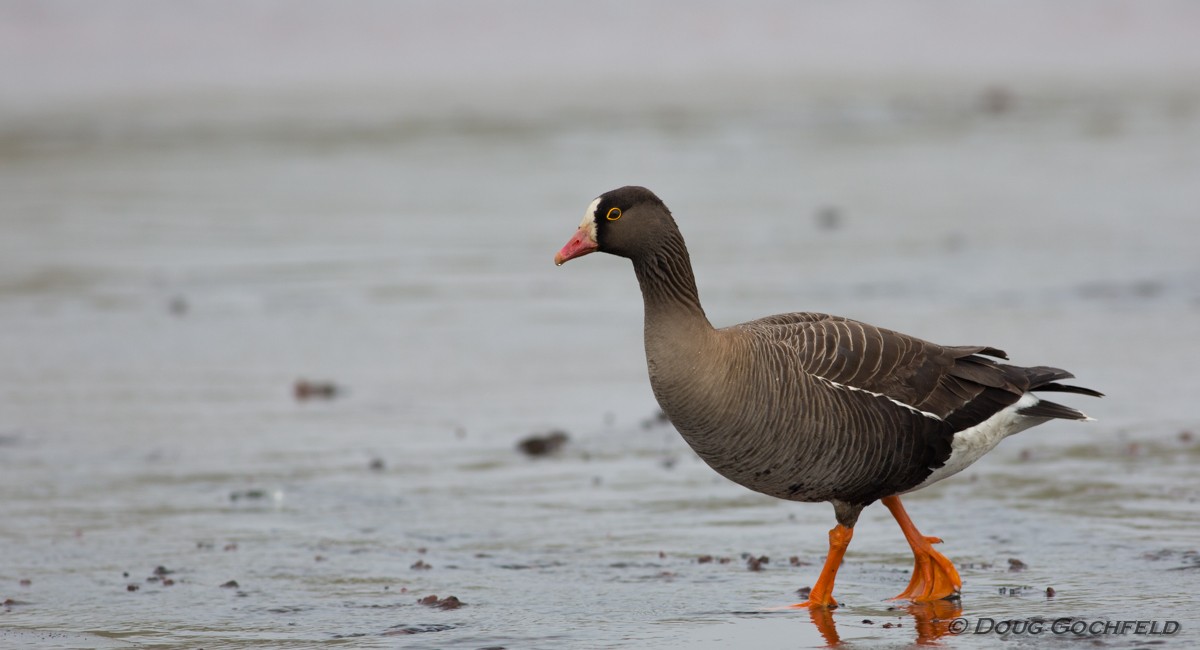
[
  {"x1": 890, "y1": 541, "x2": 962, "y2": 602},
  {"x1": 882, "y1": 495, "x2": 963, "y2": 602}
]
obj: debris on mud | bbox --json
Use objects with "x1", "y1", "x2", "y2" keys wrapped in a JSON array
[
  {"x1": 418, "y1": 595, "x2": 464, "y2": 610},
  {"x1": 294, "y1": 379, "x2": 341, "y2": 401},
  {"x1": 517, "y1": 430, "x2": 568, "y2": 457}
]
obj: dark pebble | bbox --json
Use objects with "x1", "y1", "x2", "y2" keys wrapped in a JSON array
[
  {"x1": 862, "y1": 619, "x2": 874, "y2": 625},
  {"x1": 980, "y1": 85, "x2": 1015, "y2": 115},
  {"x1": 411, "y1": 560, "x2": 432, "y2": 570},
  {"x1": 796, "y1": 586, "x2": 812, "y2": 598},
  {"x1": 383, "y1": 623, "x2": 454, "y2": 636},
  {"x1": 697, "y1": 555, "x2": 713, "y2": 564},
  {"x1": 1046, "y1": 587, "x2": 1056, "y2": 597},
  {"x1": 153, "y1": 566, "x2": 173, "y2": 576},
  {"x1": 517, "y1": 430, "x2": 568, "y2": 457},
  {"x1": 1008, "y1": 558, "x2": 1027, "y2": 572},
  {"x1": 19, "y1": 579, "x2": 31, "y2": 587},
  {"x1": 220, "y1": 580, "x2": 240, "y2": 589},
  {"x1": 230, "y1": 489, "x2": 267, "y2": 502},
  {"x1": 789, "y1": 556, "x2": 810, "y2": 567},
  {"x1": 168, "y1": 296, "x2": 188, "y2": 316},
  {"x1": 882, "y1": 622, "x2": 895, "y2": 629},
  {"x1": 418, "y1": 595, "x2": 464, "y2": 610},
  {"x1": 294, "y1": 379, "x2": 340, "y2": 401},
  {"x1": 162, "y1": 578, "x2": 175, "y2": 586},
  {"x1": 746, "y1": 555, "x2": 770, "y2": 571},
  {"x1": 126, "y1": 584, "x2": 140, "y2": 592},
  {"x1": 815, "y1": 206, "x2": 842, "y2": 231}
]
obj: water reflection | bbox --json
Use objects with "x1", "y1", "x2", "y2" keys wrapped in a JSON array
[{"x1": 802, "y1": 599, "x2": 964, "y2": 647}]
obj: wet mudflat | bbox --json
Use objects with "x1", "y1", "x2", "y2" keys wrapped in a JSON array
[{"x1": 3, "y1": 5, "x2": 1200, "y2": 648}]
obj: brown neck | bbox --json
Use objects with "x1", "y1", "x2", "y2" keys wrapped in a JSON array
[{"x1": 631, "y1": 236, "x2": 711, "y2": 334}]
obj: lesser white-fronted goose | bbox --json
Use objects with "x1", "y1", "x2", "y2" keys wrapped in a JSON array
[{"x1": 554, "y1": 186, "x2": 1101, "y2": 608}]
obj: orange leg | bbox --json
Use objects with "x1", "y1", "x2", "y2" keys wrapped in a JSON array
[
  {"x1": 789, "y1": 523, "x2": 853, "y2": 609},
  {"x1": 881, "y1": 495, "x2": 962, "y2": 602}
]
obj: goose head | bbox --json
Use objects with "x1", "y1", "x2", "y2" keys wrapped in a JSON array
[{"x1": 554, "y1": 186, "x2": 676, "y2": 265}]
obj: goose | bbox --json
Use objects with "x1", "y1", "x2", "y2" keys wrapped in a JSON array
[{"x1": 553, "y1": 186, "x2": 1101, "y2": 608}]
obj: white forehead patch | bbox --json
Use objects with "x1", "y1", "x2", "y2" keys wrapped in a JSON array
[
  {"x1": 579, "y1": 197, "x2": 601, "y2": 229},
  {"x1": 576, "y1": 197, "x2": 601, "y2": 242}
]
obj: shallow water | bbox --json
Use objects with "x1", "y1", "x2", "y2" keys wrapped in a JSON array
[{"x1": 3, "y1": 4, "x2": 1200, "y2": 649}]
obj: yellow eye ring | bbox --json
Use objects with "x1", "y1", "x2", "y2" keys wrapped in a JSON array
[{"x1": 606, "y1": 207, "x2": 622, "y2": 221}]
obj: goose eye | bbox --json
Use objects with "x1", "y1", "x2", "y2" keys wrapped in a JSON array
[{"x1": 606, "y1": 207, "x2": 622, "y2": 221}]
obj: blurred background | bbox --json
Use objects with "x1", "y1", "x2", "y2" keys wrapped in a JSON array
[{"x1": 2, "y1": 2, "x2": 1198, "y2": 648}]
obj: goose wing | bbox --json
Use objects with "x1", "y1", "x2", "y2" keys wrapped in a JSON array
[{"x1": 734, "y1": 312, "x2": 1029, "y2": 430}]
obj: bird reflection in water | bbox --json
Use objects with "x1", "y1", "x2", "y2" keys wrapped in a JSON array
[{"x1": 800, "y1": 599, "x2": 963, "y2": 647}]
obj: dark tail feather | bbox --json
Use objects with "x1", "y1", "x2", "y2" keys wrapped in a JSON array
[
  {"x1": 1019, "y1": 399, "x2": 1092, "y2": 421},
  {"x1": 1018, "y1": 365, "x2": 1101, "y2": 420},
  {"x1": 1023, "y1": 366, "x2": 1104, "y2": 398},
  {"x1": 1033, "y1": 382, "x2": 1104, "y2": 398}
]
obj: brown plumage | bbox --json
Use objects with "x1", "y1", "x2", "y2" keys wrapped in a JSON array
[{"x1": 554, "y1": 185, "x2": 1101, "y2": 608}]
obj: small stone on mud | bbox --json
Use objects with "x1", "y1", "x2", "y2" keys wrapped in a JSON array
[
  {"x1": 168, "y1": 296, "x2": 188, "y2": 316},
  {"x1": 746, "y1": 555, "x2": 769, "y2": 571},
  {"x1": 294, "y1": 379, "x2": 340, "y2": 401},
  {"x1": 419, "y1": 594, "x2": 464, "y2": 609},
  {"x1": 697, "y1": 555, "x2": 713, "y2": 564},
  {"x1": 410, "y1": 560, "x2": 432, "y2": 570},
  {"x1": 19, "y1": 579, "x2": 31, "y2": 587},
  {"x1": 862, "y1": 619, "x2": 874, "y2": 625},
  {"x1": 789, "y1": 556, "x2": 810, "y2": 567},
  {"x1": 796, "y1": 586, "x2": 812, "y2": 598},
  {"x1": 162, "y1": 578, "x2": 175, "y2": 586},
  {"x1": 517, "y1": 430, "x2": 568, "y2": 456},
  {"x1": 384, "y1": 623, "x2": 454, "y2": 636},
  {"x1": 153, "y1": 566, "x2": 174, "y2": 576},
  {"x1": 815, "y1": 206, "x2": 842, "y2": 231},
  {"x1": 882, "y1": 622, "x2": 895, "y2": 629},
  {"x1": 1046, "y1": 587, "x2": 1056, "y2": 597},
  {"x1": 224, "y1": 543, "x2": 238, "y2": 551},
  {"x1": 220, "y1": 580, "x2": 240, "y2": 589},
  {"x1": 1008, "y1": 558, "x2": 1027, "y2": 572},
  {"x1": 717, "y1": 557, "x2": 731, "y2": 564},
  {"x1": 126, "y1": 584, "x2": 139, "y2": 592}
]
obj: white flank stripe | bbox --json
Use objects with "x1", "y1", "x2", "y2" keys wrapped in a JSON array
[{"x1": 817, "y1": 377, "x2": 943, "y2": 421}]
